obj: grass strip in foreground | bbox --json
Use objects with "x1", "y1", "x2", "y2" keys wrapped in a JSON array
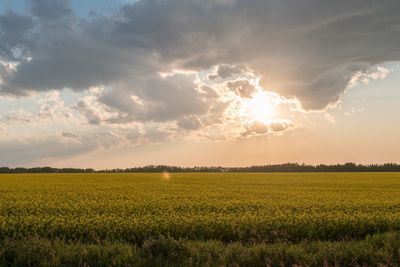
[{"x1": 1, "y1": 231, "x2": 400, "y2": 267}]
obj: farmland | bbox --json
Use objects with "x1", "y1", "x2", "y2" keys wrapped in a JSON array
[{"x1": 1, "y1": 172, "x2": 400, "y2": 266}]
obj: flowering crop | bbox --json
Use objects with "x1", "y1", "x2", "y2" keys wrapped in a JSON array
[{"x1": 1, "y1": 172, "x2": 400, "y2": 244}]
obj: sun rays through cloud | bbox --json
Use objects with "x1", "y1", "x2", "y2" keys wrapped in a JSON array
[{"x1": 0, "y1": 0, "x2": 399, "y2": 166}]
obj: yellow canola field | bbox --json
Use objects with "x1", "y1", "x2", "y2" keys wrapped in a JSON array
[{"x1": 1, "y1": 172, "x2": 400, "y2": 244}]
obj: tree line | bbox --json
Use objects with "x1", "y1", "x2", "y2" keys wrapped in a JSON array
[{"x1": 1, "y1": 163, "x2": 400, "y2": 173}]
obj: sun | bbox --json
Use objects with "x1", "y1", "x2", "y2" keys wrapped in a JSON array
[{"x1": 240, "y1": 90, "x2": 278, "y2": 124}]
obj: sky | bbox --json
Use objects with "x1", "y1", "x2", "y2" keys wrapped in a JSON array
[{"x1": 0, "y1": 0, "x2": 399, "y2": 168}]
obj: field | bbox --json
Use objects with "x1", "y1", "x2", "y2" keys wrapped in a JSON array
[{"x1": 1, "y1": 172, "x2": 400, "y2": 266}]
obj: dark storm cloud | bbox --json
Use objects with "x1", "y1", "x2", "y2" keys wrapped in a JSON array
[
  {"x1": 0, "y1": 11, "x2": 33, "y2": 61},
  {"x1": 30, "y1": 0, "x2": 72, "y2": 21},
  {"x1": 1, "y1": 0, "x2": 400, "y2": 112}
]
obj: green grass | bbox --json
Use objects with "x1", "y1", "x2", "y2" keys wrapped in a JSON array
[
  {"x1": 1, "y1": 232, "x2": 400, "y2": 266},
  {"x1": 1, "y1": 172, "x2": 400, "y2": 266}
]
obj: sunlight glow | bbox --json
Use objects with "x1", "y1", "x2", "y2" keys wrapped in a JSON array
[
  {"x1": 162, "y1": 171, "x2": 171, "y2": 180},
  {"x1": 240, "y1": 90, "x2": 278, "y2": 124}
]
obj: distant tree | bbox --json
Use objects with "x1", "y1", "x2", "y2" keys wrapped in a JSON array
[{"x1": 1, "y1": 163, "x2": 400, "y2": 173}]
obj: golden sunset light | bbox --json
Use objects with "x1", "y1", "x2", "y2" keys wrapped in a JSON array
[
  {"x1": 1, "y1": 0, "x2": 400, "y2": 265},
  {"x1": 240, "y1": 90, "x2": 278, "y2": 124}
]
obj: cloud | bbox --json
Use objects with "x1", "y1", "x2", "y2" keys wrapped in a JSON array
[
  {"x1": 76, "y1": 96, "x2": 107, "y2": 125},
  {"x1": 226, "y1": 79, "x2": 256, "y2": 98},
  {"x1": 61, "y1": 131, "x2": 78, "y2": 139},
  {"x1": 242, "y1": 121, "x2": 270, "y2": 136},
  {"x1": 242, "y1": 120, "x2": 293, "y2": 137},
  {"x1": 0, "y1": 136, "x2": 96, "y2": 166},
  {"x1": 0, "y1": 0, "x2": 399, "y2": 129},
  {"x1": 76, "y1": 73, "x2": 213, "y2": 125},
  {"x1": 3, "y1": 91, "x2": 75, "y2": 124},
  {"x1": 0, "y1": 11, "x2": 33, "y2": 62},
  {"x1": 177, "y1": 116, "x2": 202, "y2": 130},
  {"x1": 30, "y1": 0, "x2": 73, "y2": 21},
  {"x1": 208, "y1": 64, "x2": 247, "y2": 80},
  {"x1": 269, "y1": 121, "x2": 293, "y2": 133},
  {"x1": 348, "y1": 66, "x2": 391, "y2": 88},
  {"x1": 4, "y1": 109, "x2": 35, "y2": 123}
]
